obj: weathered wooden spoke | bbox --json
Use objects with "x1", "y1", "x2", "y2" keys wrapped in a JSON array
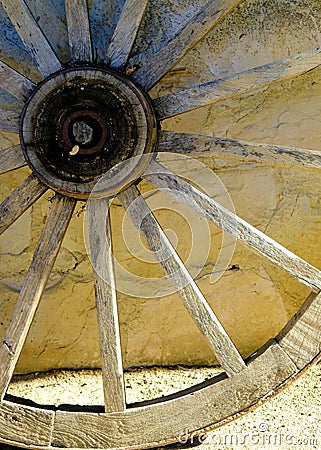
[
  {"x1": 158, "y1": 131, "x2": 321, "y2": 172},
  {"x1": 87, "y1": 198, "x2": 126, "y2": 412},
  {"x1": 0, "y1": 109, "x2": 20, "y2": 133},
  {"x1": 144, "y1": 160, "x2": 321, "y2": 292},
  {"x1": 0, "y1": 0, "x2": 62, "y2": 77},
  {"x1": 0, "y1": 145, "x2": 26, "y2": 174},
  {"x1": 132, "y1": 0, "x2": 243, "y2": 91},
  {"x1": 65, "y1": 0, "x2": 93, "y2": 63},
  {"x1": 154, "y1": 47, "x2": 321, "y2": 120},
  {"x1": 0, "y1": 174, "x2": 47, "y2": 235},
  {"x1": 106, "y1": 0, "x2": 148, "y2": 69},
  {"x1": 118, "y1": 185, "x2": 246, "y2": 376},
  {"x1": 0, "y1": 195, "x2": 75, "y2": 399},
  {"x1": 0, "y1": 60, "x2": 35, "y2": 101}
]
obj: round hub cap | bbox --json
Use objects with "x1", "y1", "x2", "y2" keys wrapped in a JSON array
[{"x1": 20, "y1": 68, "x2": 157, "y2": 199}]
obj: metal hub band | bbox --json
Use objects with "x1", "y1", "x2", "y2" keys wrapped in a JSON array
[{"x1": 20, "y1": 67, "x2": 157, "y2": 199}]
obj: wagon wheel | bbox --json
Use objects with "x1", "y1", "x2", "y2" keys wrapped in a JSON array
[{"x1": 0, "y1": 0, "x2": 321, "y2": 448}]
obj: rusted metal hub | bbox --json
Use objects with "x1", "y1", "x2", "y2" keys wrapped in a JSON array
[
  {"x1": 20, "y1": 67, "x2": 157, "y2": 199},
  {"x1": 62, "y1": 109, "x2": 108, "y2": 155}
]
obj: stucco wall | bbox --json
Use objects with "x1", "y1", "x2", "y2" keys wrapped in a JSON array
[{"x1": 1, "y1": 0, "x2": 321, "y2": 372}]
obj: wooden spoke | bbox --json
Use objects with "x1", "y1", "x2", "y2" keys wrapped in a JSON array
[
  {"x1": 0, "y1": 174, "x2": 47, "y2": 236},
  {"x1": 0, "y1": 195, "x2": 75, "y2": 400},
  {"x1": 106, "y1": 0, "x2": 148, "y2": 69},
  {"x1": 132, "y1": 0, "x2": 243, "y2": 91},
  {"x1": 65, "y1": 0, "x2": 93, "y2": 63},
  {"x1": 0, "y1": 109, "x2": 20, "y2": 133},
  {"x1": 0, "y1": 145, "x2": 26, "y2": 174},
  {"x1": 0, "y1": 0, "x2": 62, "y2": 77},
  {"x1": 154, "y1": 47, "x2": 321, "y2": 119},
  {"x1": 158, "y1": 131, "x2": 321, "y2": 172},
  {"x1": 87, "y1": 198, "x2": 126, "y2": 412},
  {"x1": 0, "y1": 60, "x2": 35, "y2": 101},
  {"x1": 118, "y1": 185, "x2": 246, "y2": 376},
  {"x1": 144, "y1": 160, "x2": 321, "y2": 292}
]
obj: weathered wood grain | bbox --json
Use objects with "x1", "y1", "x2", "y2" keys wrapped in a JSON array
[
  {"x1": 278, "y1": 292, "x2": 321, "y2": 369},
  {"x1": 144, "y1": 160, "x2": 321, "y2": 292},
  {"x1": 52, "y1": 341, "x2": 296, "y2": 448},
  {"x1": 0, "y1": 109, "x2": 20, "y2": 133},
  {"x1": 0, "y1": 400, "x2": 54, "y2": 447},
  {"x1": 0, "y1": 60, "x2": 35, "y2": 101},
  {"x1": 157, "y1": 131, "x2": 321, "y2": 171},
  {"x1": 0, "y1": 174, "x2": 47, "y2": 236},
  {"x1": 0, "y1": 145, "x2": 26, "y2": 174},
  {"x1": 118, "y1": 185, "x2": 245, "y2": 376},
  {"x1": 65, "y1": 0, "x2": 93, "y2": 62},
  {"x1": 154, "y1": 47, "x2": 321, "y2": 119},
  {"x1": 107, "y1": 0, "x2": 148, "y2": 69},
  {"x1": 0, "y1": 0, "x2": 62, "y2": 77},
  {"x1": 158, "y1": 130, "x2": 321, "y2": 172},
  {"x1": 132, "y1": 0, "x2": 243, "y2": 90},
  {"x1": 0, "y1": 195, "x2": 75, "y2": 399},
  {"x1": 87, "y1": 198, "x2": 126, "y2": 412}
]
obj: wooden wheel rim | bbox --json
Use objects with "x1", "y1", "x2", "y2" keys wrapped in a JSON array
[
  {"x1": 1, "y1": 295, "x2": 320, "y2": 449},
  {"x1": 0, "y1": 0, "x2": 320, "y2": 448}
]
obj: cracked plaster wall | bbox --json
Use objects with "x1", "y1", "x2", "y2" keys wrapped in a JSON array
[{"x1": 0, "y1": 0, "x2": 321, "y2": 372}]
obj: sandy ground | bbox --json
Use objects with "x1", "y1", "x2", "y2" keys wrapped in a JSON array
[{"x1": 4, "y1": 361, "x2": 321, "y2": 450}]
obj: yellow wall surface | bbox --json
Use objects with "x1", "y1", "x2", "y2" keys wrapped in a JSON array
[{"x1": 0, "y1": 0, "x2": 321, "y2": 372}]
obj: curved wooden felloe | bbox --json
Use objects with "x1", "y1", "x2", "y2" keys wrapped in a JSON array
[{"x1": 0, "y1": 0, "x2": 320, "y2": 448}]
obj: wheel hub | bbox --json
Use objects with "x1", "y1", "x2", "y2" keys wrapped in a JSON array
[{"x1": 20, "y1": 68, "x2": 157, "y2": 199}]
